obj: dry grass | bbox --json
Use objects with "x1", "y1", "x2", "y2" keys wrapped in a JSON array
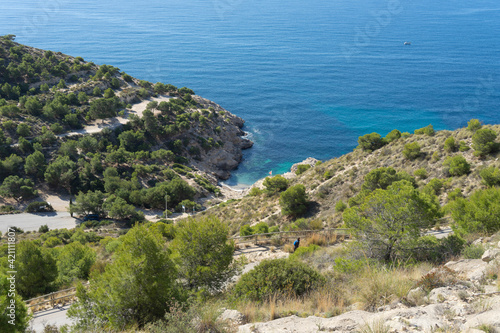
[
  {"x1": 236, "y1": 290, "x2": 345, "y2": 322},
  {"x1": 233, "y1": 248, "x2": 433, "y2": 323}
]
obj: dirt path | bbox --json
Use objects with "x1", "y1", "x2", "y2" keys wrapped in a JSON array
[{"x1": 58, "y1": 95, "x2": 173, "y2": 138}]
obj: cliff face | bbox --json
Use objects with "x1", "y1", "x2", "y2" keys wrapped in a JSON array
[{"x1": 188, "y1": 96, "x2": 253, "y2": 180}]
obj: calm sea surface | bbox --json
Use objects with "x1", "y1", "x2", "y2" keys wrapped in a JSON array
[{"x1": 1, "y1": 0, "x2": 499, "y2": 185}]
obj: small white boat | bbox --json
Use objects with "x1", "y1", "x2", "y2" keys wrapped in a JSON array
[{"x1": 404, "y1": 41, "x2": 411, "y2": 45}]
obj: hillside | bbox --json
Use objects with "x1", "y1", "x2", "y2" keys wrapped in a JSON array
[
  {"x1": 0, "y1": 35, "x2": 252, "y2": 218},
  {"x1": 199, "y1": 123, "x2": 500, "y2": 235}
]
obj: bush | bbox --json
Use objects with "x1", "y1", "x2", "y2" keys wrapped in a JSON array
[
  {"x1": 480, "y1": 166, "x2": 500, "y2": 187},
  {"x1": 43, "y1": 236, "x2": 63, "y2": 248},
  {"x1": 333, "y1": 257, "x2": 365, "y2": 274},
  {"x1": 432, "y1": 151, "x2": 440, "y2": 161},
  {"x1": 422, "y1": 178, "x2": 444, "y2": 196},
  {"x1": 248, "y1": 187, "x2": 262, "y2": 196},
  {"x1": 402, "y1": 142, "x2": 421, "y2": 160},
  {"x1": 414, "y1": 168, "x2": 427, "y2": 179},
  {"x1": 414, "y1": 124, "x2": 434, "y2": 136},
  {"x1": 25, "y1": 201, "x2": 54, "y2": 213},
  {"x1": 458, "y1": 141, "x2": 470, "y2": 151},
  {"x1": 335, "y1": 200, "x2": 347, "y2": 212},
  {"x1": 171, "y1": 216, "x2": 238, "y2": 292},
  {"x1": 232, "y1": 258, "x2": 324, "y2": 301},
  {"x1": 289, "y1": 244, "x2": 320, "y2": 259},
  {"x1": 462, "y1": 244, "x2": 485, "y2": 259},
  {"x1": 0, "y1": 205, "x2": 17, "y2": 214},
  {"x1": 443, "y1": 155, "x2": 470, "y2": 176},
  {"x1": 443, "y1": 136, "x2": 457, "y2": 153},
  {"x1": 38, "y1": 224, "x2": 49, "y2": 233},
  {"x1": 473, "y1": 128, "x2": 499, "y2": 157},
  {"x1": 385, "y1": 129, "x2": 401, "y2": 143},
  {"x1": 263, "y1": 175, "x2": 288, "y2": 195},
  {"x1": 295, "y1": 164, "x2": 311, "y2": 175},
  {"x1": 253, "y1": 222, "x2": 269, "y2": 234},
  {"x1": 362, "y1": 167, "x2": 416, "y2": 192},
  {"x1": 280, "y1": 184, "x2": 308, "y2": 217},
  {"x1": 450, "y1": 187, "x2": 500, "y2": 235},
  {"x1": 240, "y1": 225, "x2": 253, "y2": 236},
  {"x1": 357, "y1": 132, "x2": 386, "y2": 152},
  {"x1": 289, "y1": 218, "x2": 308, "y2": 230},
  {"x1": 467, "y1": 119, "x2": 482, "y2": 132}
]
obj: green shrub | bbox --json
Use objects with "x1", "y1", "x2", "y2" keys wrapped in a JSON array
[
  {"x1": 105, "y1": 239, "x2": 122, "y2": 254},
  {"x1": 269, "y1": 226, "x2": 280, "y2": 233},
  {"x1": 38, "y1": 224, "x2": 49, "y2": 233},
  {"x1": 232, "y1": 258, "x2": 324, "y2": 301},
  {"x1": 25, "y1": 201, "x2": 54, "y2": 213},
  {"x1": 323, "y1": 170, "x2": 333, "y2": 179},
  {"x1": 402, "y1": 142, "x2": 421, "y2": 160},
  {"x1": 253, "y1": 222, "x2": 269, "y2": 234},
  {"x1": 362, "y1": 167, "x2": 416, "y2": 191},
  {"x1": 422, "y1": 178, "x2": 444, "y2": 196},
  {"x1": 472, "y1": 128, "x2": 498, "y2": 157},
  {"x1": 414, "y1": 124, "x2": 434, "y2": 136},
  {"x1": 240, "y1": 225, "x2": 253, "y2": 236},
  {"x1": 467, "y1": 119, "x2": 482, "y2": 132},
  {"x1": 447, "y1": 188, "x2": 464, "y2": 202},
  {"x1": 44, "y1": 236, "x2": 63, "y2": 248},
  {"x1": 357, "y1": 132, "x2": 386, "y2": 152},
  {"x1": 443, "y1": 155, "x2": 470, "y2": 176},
  {"x1": 290, "y1": 244, "x2": 320, "y2": 258},
  {"x1": 458, "y1": 141, "x2": 470, "y2": 151},
  {"x1": 248, "y1": 187, "x2": 263, "y2": 196},
  {"x1": 295, "y1": 164, "x2": 311, "y2": 175},
  {"x1": 480, "y1": 166, "x2": 500, "y2": 187},
  {"x1": 263, "y1": 175, "x2": 288, "y2": 195},
  {"x1": 333, "y1": 257, "x2": 365, "y2": 274},
  {"x1": 280, "y1": 184, "x2": 308, "y2": 217},
  {"x1": 414, "y1": 168, "x2": 427, "y2": 179},
  {"x1": 335, "y1": 200, "x2": 347, "y2": 212},
  {"x1": 432, "y1": 151, "x2": 440, "y2": 162},
  {"x1": 291, "y1": 218, "x2": 308, "y2": 230},
  {"x1": 450, "y1": 187, "x2": 500, "y2": 235},
  {"x1": 385, "y1": 129, "x2": 401, "y2": 143},
  {"x1": 443, "y1": 136, "x2": 457, "y2": 153},
  {"x1": 462, "y1": 244, "x2": 485, "y2": 259},
  {"x1": 0, "y1": 205, "x2": 17, "y2": 214}
]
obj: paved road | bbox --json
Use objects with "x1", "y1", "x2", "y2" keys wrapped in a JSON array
[
  {"x1": 30, "y1": 305, "x2": 74, "y2": 332},
  {"x1": 0, "y1": 212, "x2": 77, "y2": 234},
  {"x1": 426, "y1": 227, "x2": 453, "y2": 239}
]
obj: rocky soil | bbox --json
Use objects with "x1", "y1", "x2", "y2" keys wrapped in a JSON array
[{"x1": 220, "y1": 238, "x2": 500, "y2": 333}]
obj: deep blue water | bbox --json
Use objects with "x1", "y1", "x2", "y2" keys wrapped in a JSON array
[{"x1": 1, "y1": 0, "x2": 500, "y2": 185}]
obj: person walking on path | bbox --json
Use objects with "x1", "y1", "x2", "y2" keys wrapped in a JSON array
[{"x1": 294, "y1": 237, "x2": 300, "y2": 252}]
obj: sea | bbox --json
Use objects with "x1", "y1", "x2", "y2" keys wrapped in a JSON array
[{"x1": 1, "y1": 0, "x2": 499, "y2": 186}]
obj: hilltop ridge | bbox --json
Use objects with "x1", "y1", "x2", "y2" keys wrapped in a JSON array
[{"x1": 0, "y1": 35, "x2": 252, "y2": 218}]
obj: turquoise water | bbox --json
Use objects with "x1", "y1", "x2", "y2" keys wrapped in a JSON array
[{"x1": 1, "y1": 0, "x2": 499, "y2": 185}]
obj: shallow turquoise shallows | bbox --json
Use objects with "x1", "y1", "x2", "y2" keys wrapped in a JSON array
[{"x1": 2, "y1": 0, "x2": 500, "y2": 185}]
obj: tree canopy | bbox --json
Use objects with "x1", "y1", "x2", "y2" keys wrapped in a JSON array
[
  {"x1": 172, "y1": 216, "x2": 239, "y2": 292},
  {"x1": 343, "y1": 180, "x2": 441, "y2": 261},
  {"x1": 68, "y1": 224, "x2": 182, "y2": 329}
]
